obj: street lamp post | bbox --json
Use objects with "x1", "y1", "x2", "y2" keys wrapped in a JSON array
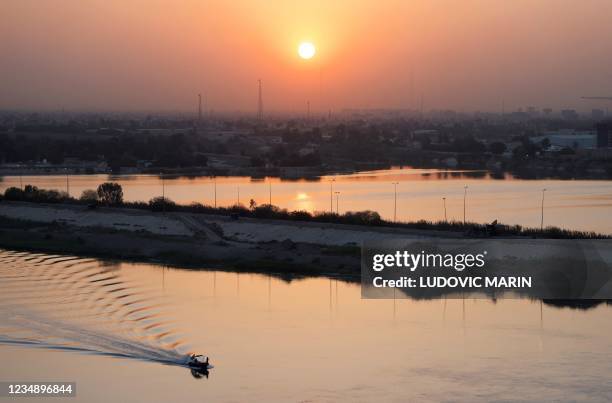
[
  {"x1": 392, "y1": 182, "x2": 399, "y2": 222},
  {"x1": 442, "y1": 197, "x2": 447, "y2": 222},
  {"x1": 161, "y1": 172, "x2": 166, "y2": 214},
  {"x1": 334, "y1": 191, "x2": 340, "y2": 215},
  {"x1": 161, "y1": 173, "x2": 165, "y2": 200},
  {"x1": 65, "y1": 169, "x2": 70, "y2": 197},
  {"x1": 330, "y1": 178, "x2": 336, "y2": 214},
  {"x1": 213, "y1": 176, "x2": 217, "y2": 208},
  {"x1": 463, "y1": 185, "x2": 468, "y2": 225},
  {"x1": 540, "y1": 188, "x2": 547, "y2": 231}
]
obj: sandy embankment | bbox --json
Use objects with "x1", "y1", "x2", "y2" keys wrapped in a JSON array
[
  {"x1": 0, "y1": 203, "x2": 193, "y2": 236},
  {"x1": 0, "y1": 202, "x2": 370, "y2": 277},
  {"x1": 0, "y1": 202, "x2": 429, "y2": 246},
  {"x1": 213, "y1": 219, "x2": 423, "y2": 245}
]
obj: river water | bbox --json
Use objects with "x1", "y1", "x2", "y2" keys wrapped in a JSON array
[
  {"x1": 1, "y1": 167, "x2": 612, "y2": 233},
  {"x1": 1, "y1": 249, "x2": 612, "y2": 402}
]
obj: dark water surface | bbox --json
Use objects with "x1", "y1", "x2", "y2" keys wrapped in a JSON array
[{"x1": 1, "y1": 249, "x2": 612, "y2": 401}]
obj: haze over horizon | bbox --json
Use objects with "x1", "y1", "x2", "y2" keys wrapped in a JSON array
[{"x1": 2, "y1": 0, "x2": 612, "y2": 114}]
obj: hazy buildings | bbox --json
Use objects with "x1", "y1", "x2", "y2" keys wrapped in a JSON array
[
  {"x1": 597, "y1": 121, "x2": 612, "y2": 148},
  {"x1": 561, "y1": 109, "x2": 579, "y2": 120},
  {"x1": 533, "y1": 130, "x2": 597, "y2": 150},
  {"x1": 592, "y1": 109, "x2": 606, "y2": 120}
]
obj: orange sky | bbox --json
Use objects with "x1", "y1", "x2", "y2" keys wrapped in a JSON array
[{"x1": 1, "y1": 0, "x2": 612, "y2": 113}]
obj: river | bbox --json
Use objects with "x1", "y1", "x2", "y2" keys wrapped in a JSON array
[
  {"x1": 1, "y1": 167, "x2": 612, "y2": 233},
  {"x1": 1, "y1": 249, "x2": 612, "y2": 401}
]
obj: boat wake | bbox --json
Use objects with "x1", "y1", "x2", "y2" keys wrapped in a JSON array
[{"x1": 0, "y1": 249, "x2": 195, "y2": 370}]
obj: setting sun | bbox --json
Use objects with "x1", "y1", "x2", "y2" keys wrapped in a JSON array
[{"x1": 298, "y1": 42, "x2": 316, "y2": 59}]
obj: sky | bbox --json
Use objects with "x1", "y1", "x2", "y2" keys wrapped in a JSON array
[{"x1": 1, "y1": 0, "x2": 612, "y2": 113}]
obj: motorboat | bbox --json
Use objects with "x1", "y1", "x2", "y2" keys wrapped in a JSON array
[{"x1": 188, "y1": 354, "x2": 213, "y2": 370}]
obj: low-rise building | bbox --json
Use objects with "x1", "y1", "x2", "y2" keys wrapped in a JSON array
[{"x1": 596, "y1": 121, "x2": 612, "y2": 148}]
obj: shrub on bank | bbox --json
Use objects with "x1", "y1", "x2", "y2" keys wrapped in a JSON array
[
  {"x1": 4, "y1": 187, "x2": 23, "y2": 201},
  {"x1": 97, "y1": 182, "x2": 123, "y2": 205},
  {"x1": 4, "y1": 185, "x2": 69, "y2": 203},
  {"x1": 289, "y1": 210, "x2": 312, "y2": 221},
  {"x1": 80, "y1": 189, "x2": 98, "y2": 203},
  {"x1": 148, "y1": 196, "x2": 176, "y2": 212},
  {"x1": 312, "y1": 211, "x2": 337, "y2": 221},
  {"x1": 252, "y1": 204, "x2": 286, "y2": 219},
  {"x1": 342, "y1": 210, "x2": 382, "y2": 225}
]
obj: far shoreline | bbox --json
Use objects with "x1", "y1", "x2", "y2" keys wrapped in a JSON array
[{"x1": 2, "y1": 163, "x2": 612, "y2": 181}]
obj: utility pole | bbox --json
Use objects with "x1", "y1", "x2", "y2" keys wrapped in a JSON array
[
  {"x1": 334, "y1": 191, "x2": 340, "y2": 215},
  {"x1": 540, "y1": 188, "x2": 547, "y2": 231},
  {"x1": 409, "y1": 66, "x2": 414, "y2": 110},
  {"x1": 463, "y1": 185, "x2": 468, "y2": 225},
  {"x1": 237, "y1": 185, "x2": 240, "y2": 205},
  {"x1": 257, "y1": 79, "x2": 263, "y2": 121},
  {"x1": 198, "y1": 93, "x2": 202, "y2": 122},
  {"x1": 330, "y1": 178, "x2": 335, "y2": 214},
  {"x1": 19, "y1": 173, "x2": 23, "y2": 191},
  {"x1": 269, "y1": 180, "x2": 272, "y2": 205},
  {"x1": 392, "y1": 182, "x2": 399, "y2": 222},
  {"x1": 161, "y1": 172, "x2": 165, "y2": 214},
  {"x1": 442, "y1": 197, "x2": 447, "y2": 222},
  {"x1": 420, "y1": 93, "x2": 424, "y2": 118},
  {"x1": 214, "y1": 176, "x2": 217, "y2": 208},
  {"x1": 65, "y1": 169, "x2": 70, "y2": 197}
]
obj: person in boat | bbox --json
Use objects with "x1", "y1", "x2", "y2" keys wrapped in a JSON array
[{"x1": 189, "y1": 354, "x2": 209, "y2": 368}]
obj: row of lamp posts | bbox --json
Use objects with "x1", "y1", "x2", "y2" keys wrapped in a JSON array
[{"x1": 44, "y1": 172, "x2": 549, "y2": 229}]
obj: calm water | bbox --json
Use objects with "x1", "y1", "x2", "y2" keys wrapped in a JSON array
[
  {"x1": 1, "y1": 249, "x2": 612, "y2": 402},
  {"x1": 1, "y1": 168, "x2": 612, "y2": 234}
]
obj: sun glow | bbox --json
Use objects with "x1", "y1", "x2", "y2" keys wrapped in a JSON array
[{"x1": 298, "y1": 42, "x2": 316, "y2": 59}]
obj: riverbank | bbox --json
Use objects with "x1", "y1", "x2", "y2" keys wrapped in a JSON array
[
  {"x1": 0, "y1": 199, "x2": 608, "y2": 280},
  {"x1": 0, "y1": 212, "x2": 361, "y2": 281},
  {"x1": 0, "y1": 201, "x2": 446, "y2": 280}
]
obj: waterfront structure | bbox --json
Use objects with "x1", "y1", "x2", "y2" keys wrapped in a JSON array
[{"x1": 597, "y1": 121, "x2": 612, "y2": 148}]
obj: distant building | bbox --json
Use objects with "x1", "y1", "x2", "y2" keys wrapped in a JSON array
[
  {"x1": 596, "y1": 121, "x2": 612, "y2": 148},
  {"x1": 532, "y1": 129, "x2": 596, "y2": 150},
  {"x1": 298, "y1": 146, "x2": 316, "y2": 156},
  {"x1": 410, "y1": 129, "x2": 438, "y2": 145},
  {"x1": 592, "y1": 109, "x2": 605, "y2": 120},
  {"x1": 443, "y1": 157, "x2": 458, "y2": 168},
  {"x1": 203, "y1": 130, "x2": 248, "y2": 143},
  {"x1": 526, "y1": 106, "x2": 538, "y2": 117},
  {"x1": 509, "y1": 111, "x2": 529, "y2": 120},
  {"x1": 135, "y1": 128, "x2": 192, "y2": 136},
  {"x1": 561, "y1": 109, "x2": 579, "y2": 120}
]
